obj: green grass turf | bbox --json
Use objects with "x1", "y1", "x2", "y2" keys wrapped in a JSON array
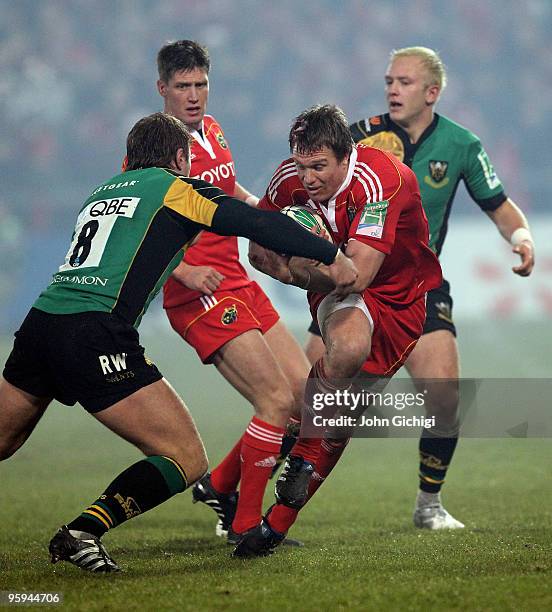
[{"x1": 1, "y1": 323, "x2": 551, "y2": 611}]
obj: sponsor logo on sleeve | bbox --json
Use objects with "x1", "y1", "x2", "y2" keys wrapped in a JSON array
[
  {"x1": 357, "y1": 200, "x2": 388, "y2": 239},
  {"x1": 477, "y1": 150, "x2": 501, "y2": 190}
]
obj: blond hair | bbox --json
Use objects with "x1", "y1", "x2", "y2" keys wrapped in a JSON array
[{"x1": 390, "y1": 46, "x2": 447, "y2": 91}]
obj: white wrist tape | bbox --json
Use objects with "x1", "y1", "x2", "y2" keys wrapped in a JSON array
[
  {"x1": 245, "y1": 195, "x2": 259, "y2": 206},
  {"x1": 510, "y1": 227, "x2": 533, "y2": 246}
]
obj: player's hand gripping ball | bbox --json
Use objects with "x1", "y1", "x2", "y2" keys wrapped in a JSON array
[{"x1": 280, "y1": 205, "x2": 332, "y2": 242}]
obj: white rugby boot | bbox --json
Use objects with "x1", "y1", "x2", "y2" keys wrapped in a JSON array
[{"x1": 413, "y1": 491, "x2": 465, "y2": 530}]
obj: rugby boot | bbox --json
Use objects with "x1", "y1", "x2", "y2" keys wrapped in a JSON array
[
  {"x1": 413, "y1": 504, "x2": 465, "y2": 530},
  {"x1": 227, "y1": 521, "x2": 304, "y2": 548},
  {"x1": 275, "y1": 455, "x2": 314, "y2": 509},
  {"x1": 270, "y1": 421, "x2": 300, "y2": 479},
  {"x1": 231, "y1": 519, "x2": 286, "y2": 558},
  {"x1": 192, "y1": 472, "x2": 238, "y2": 537},
  {"x1": 49, "y1": 525, "x2": 120, "y2": 572}
]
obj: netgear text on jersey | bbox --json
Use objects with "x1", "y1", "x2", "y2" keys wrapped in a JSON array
[{"x1": 91, "y1": 180, "x2": 139, "y2": 196}]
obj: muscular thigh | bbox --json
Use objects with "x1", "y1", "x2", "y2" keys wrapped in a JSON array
[
  {"x1": 212, "y1": 329, "x2": 290, "y2": 408},
  {"x1": 93, "y1": 378, "x2": 202, "y2": 460},
  {"x1": 405, "y1": 329, "x2": 459, "y2": 379},
  {"x1": 0, "y1": 378, "x2": 51, "y2": 457}
]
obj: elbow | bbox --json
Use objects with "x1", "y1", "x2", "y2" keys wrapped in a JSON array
[
  {"x1": 248, "y1": 252, "x2": 263, "y2": 272},
  {"x1": 248, "y1": 244, "x2": 265, "y2": 272}
]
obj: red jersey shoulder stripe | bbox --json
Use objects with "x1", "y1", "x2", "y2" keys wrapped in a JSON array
[
  {"x1": 377, "y1": 150, "x2": 403, "y2": 202},
  {"x1": 355, "y1": 162, "x2": 384, "y2": 201},
  {"x1": 355, "y1": 148, "x2": 403, "y2": 203},
  {"x1": 267, "y1": 162, "x2": 297, "y2": 202}
]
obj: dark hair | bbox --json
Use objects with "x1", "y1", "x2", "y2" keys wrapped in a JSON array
[
  {"x1": 157, "y1": 40, "x2": 210, "y2": 83},
  {"x1": 289, "y1": 104, "x2": 353, "y2": 161},
  {"x1": 126, "y1": 113, "x2": 191, "y2": 171}
]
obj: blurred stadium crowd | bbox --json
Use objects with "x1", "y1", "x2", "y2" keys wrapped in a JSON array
[{"x1": 1, "y1": 0, "x2": 550, "y2": 328}]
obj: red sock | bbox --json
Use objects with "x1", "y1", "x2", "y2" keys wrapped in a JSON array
[
  {"x1": 267, "y1": 504, "x2": 299, "y2": 533},
  {"x1": 290, "y1": 436, "x2": 322, "y2": 464},
  {"x1": 232, "y1": 417, "x2": 284, "y2": 534},
  {"x1": 210, "y1": 437, "x2": 243, "y2": 494},
  {"x1": 308, "y1": 437, "x2": 350, "y2": 498}
]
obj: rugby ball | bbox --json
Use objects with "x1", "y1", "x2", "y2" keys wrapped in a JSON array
[{"x1": 280, "y1": 205, "x2": 330, "y2": 239}]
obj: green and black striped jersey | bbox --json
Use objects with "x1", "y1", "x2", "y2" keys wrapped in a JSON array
[
  {"x1": 34, "y1": 166, "x2": 339, "y2": 327},
  {"x1": 350, "y1": 113, "x2": 507, "y2": 255},
  {"x1": 34, "y1": 167, "x2": 231, "y2": 326}
]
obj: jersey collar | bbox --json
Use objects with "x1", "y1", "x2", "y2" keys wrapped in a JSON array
[
  {"x1": 312, "y1": 147, "x2": 358, "y2": 232},
  {"x1": 386, "y1": 112, "x2": 440, "y2": 147},
  {"x1": 189, "y1": 120, "x2": 216, "y2": 160}
]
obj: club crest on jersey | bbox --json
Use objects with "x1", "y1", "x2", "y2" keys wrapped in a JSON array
[
  {"x1": 429, "y1": 160, "x2": 448, "y2": 182},
  {"x1": 216, "y1": 132, "x2": 228, "y2": 149},
  {"x1": 425, "y1": 160, "x2": 450, "y2": 188},
  {"x1": 357, "y1": 201, "x2": 388, "y2": 239},
  {"x1": 221, "y1": 304, "x2": 238, "y2": 325}
]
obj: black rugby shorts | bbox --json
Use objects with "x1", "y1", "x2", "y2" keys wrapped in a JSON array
[{"x1": 3, "y1": 308, "x2": 163, "y2": 413}]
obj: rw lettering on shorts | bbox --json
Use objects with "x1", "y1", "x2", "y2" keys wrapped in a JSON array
[{"x1": 99, "y1": 353, "x2": 128, "y2": 375}]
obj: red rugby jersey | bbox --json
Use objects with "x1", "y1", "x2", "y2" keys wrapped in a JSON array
[
  {"x1": 163, "y1": 114, "x2": 250, "y2": 308},
  {"x1": 259, "y1": 145, "x2": 442, "y2": 306}
]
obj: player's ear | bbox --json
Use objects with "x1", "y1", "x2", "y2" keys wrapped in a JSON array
[
  {"x1": 157, "y1": 79, "x2": 167, "y2": 97},
  {"x1": 425, "y1": 84, "x2": 440, "y2": 105},
  {"x1": 174, "y1": 147, "x2": 190, "y2": 174}
]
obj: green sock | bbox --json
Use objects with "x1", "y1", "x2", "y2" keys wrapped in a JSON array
[{"x1": 67, "y1": 456, "x2": 187, "y2": 538}]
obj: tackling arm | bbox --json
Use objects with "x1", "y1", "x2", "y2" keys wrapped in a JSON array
[
  {"x1": 169, "y1": 182, "x2": 258, "y2": 293},
  {"x1": 283, "y1": 239, "x2": 385, "y2": 293}
]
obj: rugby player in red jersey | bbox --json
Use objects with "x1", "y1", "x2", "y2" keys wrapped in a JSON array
[
  {"x1": 156, "y1": 41, "x2": 310, "y2": 544},
  {"x1": 237, "y1": 104, "x2": 443, "y2": 556}
]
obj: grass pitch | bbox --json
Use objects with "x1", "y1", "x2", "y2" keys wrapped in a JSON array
[{"x1": 1, "y1": 323, "x2": 551, "y2": 611}]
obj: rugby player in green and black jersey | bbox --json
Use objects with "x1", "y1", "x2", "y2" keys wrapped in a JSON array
[
  {"x1": 0, "y1": 112, "x2": 357, "y2": 573},
  {"x1": 304, "y1": 47, "x2": 535, "y2": 530}
]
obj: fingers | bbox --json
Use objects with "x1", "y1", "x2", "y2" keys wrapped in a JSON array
[
  {"x1": 329, "y1": 253, "x2": 358, "y2": 297},
  {"x1": 197, "y1": 268, "x2": 224, "y2": 294},
  {"x1": 309, "y1": 225, "x2": 332, "y2": 242},
  {"x1": 512, "y1": 243, "x2": 535, "y2": 277}
]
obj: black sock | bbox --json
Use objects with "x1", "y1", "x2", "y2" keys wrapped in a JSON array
[
  {"x1": 67, "y1": 456, "x2": 187, "y2": 538},
  {"x1": 418, "y1": 429, "x2": 458, "y2": 493}
]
